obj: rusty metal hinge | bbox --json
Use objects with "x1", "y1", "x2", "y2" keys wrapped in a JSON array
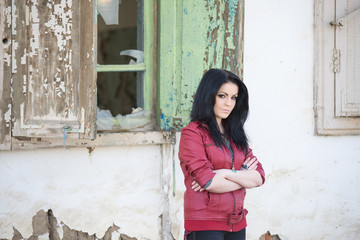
[
  {"x1": 330, "y1": 7, "x2": 360, "y2": 28},
  {"x1": 330, "y1": 21, "x2": 343, "y2": 27}
]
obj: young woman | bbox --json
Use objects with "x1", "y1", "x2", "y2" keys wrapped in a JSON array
[{"x1": 178, "y1": 69, "x2": 265, "y2": 240}]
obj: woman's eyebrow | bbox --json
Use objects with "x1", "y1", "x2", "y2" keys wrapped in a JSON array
[{"x1": 218, "y1": 91, "x2": 238, "y2": 97}]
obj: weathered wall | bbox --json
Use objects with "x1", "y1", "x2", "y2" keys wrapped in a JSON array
[
  {"x1": 0, "y1": 145, "x2": 164, "y2": 239},
  {"x1": 240, "y1": 0, "x2": 360, "y2": 239},
  {"x1": 171, "y1": 0, "x2": 360, "y2": 239},
  {"x1": 1, "y1": 0, "x2": 360, "y2": 240}
]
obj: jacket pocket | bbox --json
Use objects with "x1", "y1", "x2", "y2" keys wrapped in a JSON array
[
  {"x1": 233, "y1": 188, "x2": 246, "y2": 212},
  {"x1": 207, "y1": 192, "x2": 235, "y2": 213},
  {"x1": 184, "y1": 191, "x2": 208, "y2": 211}
]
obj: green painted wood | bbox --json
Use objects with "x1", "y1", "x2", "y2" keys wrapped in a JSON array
[
  {"x1": 97, "y1": 0, "x2": 154, "y2": 112},
  {"x1": 142, "y1": 0, "x2": 154, "y2": 112},
  {"x1": 97, "y1": 64, "x2": 146, "y2": 72},
  {"x1": 158, "y1": 0, "x2": 245, "y2": 131}
]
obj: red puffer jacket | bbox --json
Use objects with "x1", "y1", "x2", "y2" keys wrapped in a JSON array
[{"x1": 178, "y1": 121, "x2": 265, "y2": 232}]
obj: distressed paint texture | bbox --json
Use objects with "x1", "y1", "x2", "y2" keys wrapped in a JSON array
[
  {"x1": 158, "y1": 0, "x2": 245, "y2": 131},
  {"x1": 0, "y1": 0, "x2": 12, "y2": 150},
  {"x1": 10, "y1": 0, "x2": 96, "y2": 139},
  {"x1": 3, "y1": 209, "x2": 136, "y2": 240},
  {"x1": 0, "y1": 145, "x2": 166, "y2": 239},
  {"x1": 314, "y1": 0, "x2": 360, "y2": 135},
  {"x1": 334, "y1": 0, "x2": 360, "y2": 117}
]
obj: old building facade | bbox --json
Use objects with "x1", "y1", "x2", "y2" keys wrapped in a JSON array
[{"x1": 1, "y1": 0, "x2": 359, "y2": 239}]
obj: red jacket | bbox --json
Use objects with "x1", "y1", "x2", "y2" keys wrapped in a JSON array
[{"x1": 178, "y1": 121, "x2": 265, "y2": 232}]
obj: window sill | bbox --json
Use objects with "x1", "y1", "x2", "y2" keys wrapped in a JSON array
[{"x1": 11, "y1": 131, "x2": 173, "y2": 151}]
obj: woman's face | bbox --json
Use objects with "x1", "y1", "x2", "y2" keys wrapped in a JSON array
[{"x1": 213, "y1": 81, "x2": 238, "y2": 125}]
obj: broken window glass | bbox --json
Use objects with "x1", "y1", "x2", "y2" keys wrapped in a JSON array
[
  {"x1": 97, "y1": 0, "x2": 151, "y2": 131},
  {"x1": 97, "y1": 72, "x2": 137, "y2": 116}
]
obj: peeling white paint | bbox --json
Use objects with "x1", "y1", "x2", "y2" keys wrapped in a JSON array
[
  {"x1": 44, "y1": 0, "x2": 73, "y2": 52},
  {"x1": 37, "y1": 234, "x2": 48, "y2": 240},
  {"x1": 11, "y1": 41, "x2": 18, "y2": 73},
  {"x1": 1, "y1": 2, "x2": 360, "y2": 240},
  {"x1": 25, "y1": 5, "x2": 30, "y2": 26},
  {"x1": 57, "y1": 226, "x2": 64, "y2": 240},
  {"x1": 19, "y1": 103, "x2": 42, "y2": 129},
  {"x1": 43, "y1": 78, "x2": 48, "y2": 94},
  {"x1": 11, "y1": 3, "x2": 17, "y2": 35},
  {"x1": 3, "y1": 53, "x2": 11, "y2": 67},
  {"x1": 6, "y1": 6, "x2": 11, "y2": 27},
  {"x1": 28, "y1": 74, "x2": 33, "y2": 95},
  {"x1": 22, "y1": 75, "x2": 27, "y2": 93},
  {"x1": 19, "y1": 101, "x2": 80, "y2": 130},
  {"x1": 30, "y1": 2, "x2": 40, "y2": 23},
  {"x1": 29, "y1": 23, "x2": 40, "y2": 57},
  {"x1": 21, "y1": 48, "x2": 27, "y2": 65},
  {"x1": 0, "y1": 145, "x2": 163, "y2": 239},
  {"x1": 4, "y1": 104, "x2": 11, "y2": 124},
  {"x1": 57, "y1": 81, "x2": 65, "y2": 97}
]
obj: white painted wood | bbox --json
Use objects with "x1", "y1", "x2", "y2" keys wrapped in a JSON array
[
  {"x1": 11, "y1": 0, "x2": 97, "y2": 139},
  {"x1": 314, "y1": 0, "x2": 360, "y2": 135},
  {"x1": 335, "y1": 1, "x2": 360, "y2": 117},
  {"x1": 0, "y1": 0, "x2": 12, "y2": 150}
]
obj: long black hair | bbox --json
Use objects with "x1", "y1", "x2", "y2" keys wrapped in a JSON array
[{"x1": 190, "y1": 68, "x2": 249, "y2": 151}]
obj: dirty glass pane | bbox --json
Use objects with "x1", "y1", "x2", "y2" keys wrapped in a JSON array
[
  {"x1": 97, "y1": 0, "x2": 143, "y2": 65},
  {"x1": 97, "y1": 71, "x2": 154, "y2": 131},
  {"x1": 97, "y1": 72, "x2": 139, "y2": 116}
]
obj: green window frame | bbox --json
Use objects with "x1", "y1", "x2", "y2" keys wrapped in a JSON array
[
  {"x1": 96, "y1": 0, "x2": 155, "y2": 115},
  {"x1": 0, "y1": 0, "x2": 246, "y2": 150}
]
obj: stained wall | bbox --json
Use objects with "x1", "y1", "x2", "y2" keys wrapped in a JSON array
[{"x1": 1, "y1": 0, "x2": 360, "y2": 240}]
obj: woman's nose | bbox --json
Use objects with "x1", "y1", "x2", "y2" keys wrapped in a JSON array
[{"x1": 225, "y1": 98, "x2": 232, "y2": 106}]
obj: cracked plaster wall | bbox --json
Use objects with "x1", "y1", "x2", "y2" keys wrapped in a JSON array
[
  {"x1": 0, "y1": 145, "x2": 168, "y2": 240},
  {"x1": 242, "y1": 0, "x2": 360, "y2": 239},
  {"x1": 1, "y1": 0, "x2": 360, "y2": 240},
  {"x1": 1, "y1": 209, "x2": 136, "y2": 240}
]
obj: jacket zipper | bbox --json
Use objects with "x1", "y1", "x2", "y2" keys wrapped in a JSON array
[
  {"x1": 230, "y1": 192, "x2": 236, "y2": 232},
  {"x1": 224, "y1": 141, "x2": 235, "y2": 170},
  {"x1": 228, "y1": 141, "x2": 235, "y2": 232}
]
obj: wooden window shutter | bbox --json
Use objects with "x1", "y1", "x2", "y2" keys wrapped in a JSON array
[
  {"x1": 314, "y1": 0, "x2": 360, "y2": 135},
  {"x1": 0, "y1": 0, "x2": 12, "y2": 150},
  {"x1": 10, "y1": 0, "x2": 97, "y2": 140},
  {"x1": 334, "y1": 2, "x2": 360, "y2": 117},
  {"x1": 158, "y1": 0, "x2": 245, "y2": 131}
]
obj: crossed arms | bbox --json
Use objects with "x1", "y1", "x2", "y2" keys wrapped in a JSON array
[{"x1": 192, "y1": 156, "x2": 263, "y2": 194}]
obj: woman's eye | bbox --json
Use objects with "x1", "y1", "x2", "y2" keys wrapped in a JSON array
[
  {"x1": 217, "y1": 94, "x2": 225, "y2": 98},
  {"x1": 231, "y1": 97, "x2": 238, "y2": 100}
]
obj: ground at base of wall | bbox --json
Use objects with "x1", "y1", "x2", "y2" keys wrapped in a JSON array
[
  {"x1": 259, "y1": 231, "x2": 288, "y2": 240},
  {"x1": 0, "y1": 209, "x2": 137, "y2": 240}
]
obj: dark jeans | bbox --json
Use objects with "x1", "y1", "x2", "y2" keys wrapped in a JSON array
[{"x1": 187, "y1": 228, "x2": 246, "y2": 240}]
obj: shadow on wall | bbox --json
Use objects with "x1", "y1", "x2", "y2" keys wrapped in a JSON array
[{"x1": 1, "y1": 209, "x2": 137, "y2": 240}]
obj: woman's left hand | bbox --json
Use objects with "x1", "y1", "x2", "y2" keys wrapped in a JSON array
[{"x1": 191, "y1": 180, "x2": 205, "y2": 192}]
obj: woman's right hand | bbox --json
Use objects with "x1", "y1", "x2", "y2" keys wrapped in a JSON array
[{"x1": 241, "y1": 157, "x2": 258, "y2": 171}]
